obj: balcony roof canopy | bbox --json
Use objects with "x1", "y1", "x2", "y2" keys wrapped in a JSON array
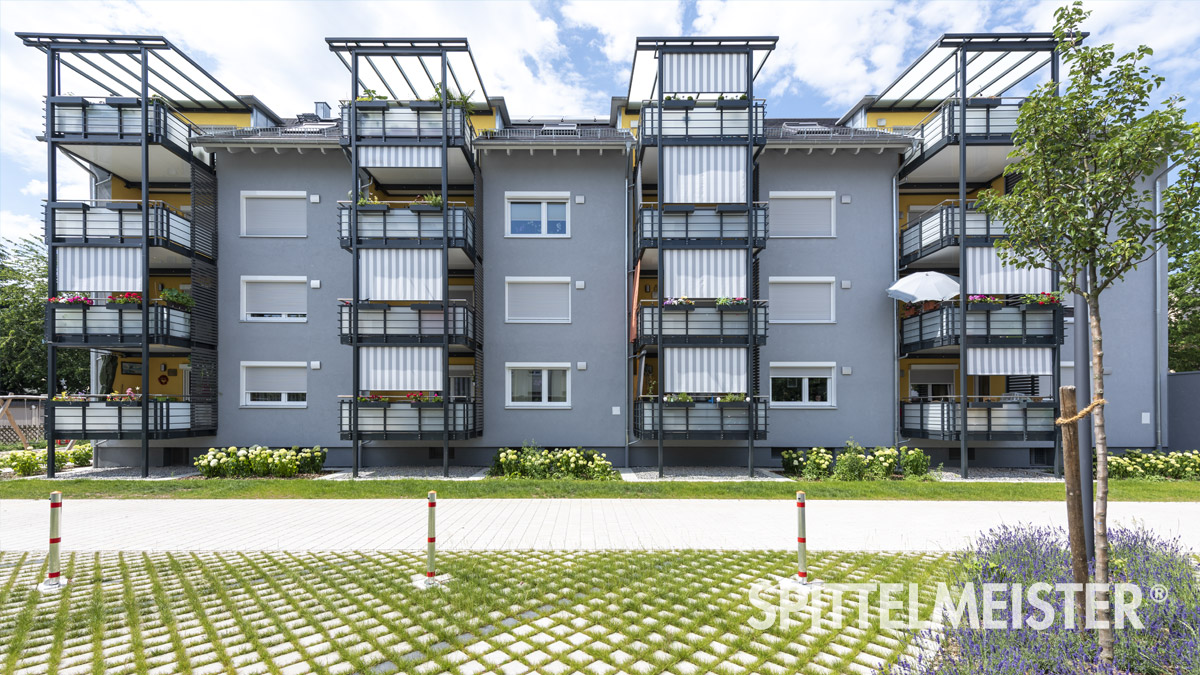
[
  {"x1": 870, "y1": 32, "x2": 1086, "y2": 111},
  {"x1": 17, "y1": 33, "x2": 251, "y2": 112},
  {"x1": 626, "y1": 36, "x2": 777, "y2": 108},
  {"x1": 325, "y1": 38, "x2": 491, "y2": 106}
]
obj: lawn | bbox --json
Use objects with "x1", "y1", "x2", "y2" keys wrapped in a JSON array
[
  {"x1": 1, "y1": 478, "x2": 1199, "y2": 501},
  {"x1": 0, "y1": 549, "x2": 954, "y2": 675}
]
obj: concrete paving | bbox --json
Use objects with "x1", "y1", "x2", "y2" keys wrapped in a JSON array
[{"x1": 3, "y1": 498, "x2": 1197, "y2": 552}]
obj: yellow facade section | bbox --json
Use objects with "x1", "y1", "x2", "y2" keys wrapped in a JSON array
[
  {"x1": 108, "y1": 184, "x2": 191, "y2": 213},
  {"x1": 898, "y1": 357, "x2": 1005, "y2": 398},
  {"x1": 110, "y1": 356, "x2": 190, "y2": 397},
  {"x1": 470, "y1": 108, "x2": 497, "y2": 133},
  {"x1": 866, "y1": 110, "x2": 932, "y2": 132},
  {"x1": 173, "y1": 111, "x2": 253, "y2": 128}
]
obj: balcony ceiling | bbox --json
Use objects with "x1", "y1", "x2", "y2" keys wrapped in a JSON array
[
  {"x1": 361, "y1": 150, "x2": 475, "y2": 186},
  {"x1": 60, "y1": 143, "x2": 192, "y2": 184},
  {"x1": 627, "y1": 36, "x2": 776, "y2": 107},
  {"x1": 18, "y1": 33, "x2": 250, "y2": 112},
  {"x1": 902, "y1": 143, "x2": 1013, "y2": 183},
  {"x1": 325, "y1": 38, "x2": 490, "y2": 106}
]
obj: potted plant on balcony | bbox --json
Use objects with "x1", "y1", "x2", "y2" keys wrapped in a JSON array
[
  {"x1": 406, "y1": 391, "x2": 444, "y2": 408},
  {"x1": 106, "y1": 292, "x2": 142, "y2": 310},
  {"x1": 1019, "y1": 291, "x2": 1063, "y2": 310},
  {"x1": 717, "y1": 392, "x2": 749, "y2": 408},
  {"x1": 51, "y1": 391, "x2": 89, "y2": 407},
  {"x1": 716, "y1": 94, "x2": 750, "y2": 110},
  {"x1": 158, "y1": 288, "x2": 194, "y2": 311},
  {"x1": 663, "y1": 392, "x2": 695, "y2": 408},
  {"x1": 105, "y1": 387, "x2": 141, "y2": 407},
  {"x1": 356, "y1": 394, "x2": 389, "y2": 408},
  {"x1": 900, "y1": 302, "x2": 918, "y2": 319},
  {"x1": 967, "y1": 294, "x2": 1005, "y2": 311},
  {"x1": 661, "y1": 95, "x2": 695, "y2": 110},
  {"x1": 47, "y1": 294, "x2": 93, "y2": 307},
  {"x1": 409, "y1": 193, "x2": 444, "y2": 212},
  {"x1": 921, "y1": 300, "x2": 941, "y2": 313},
  {"x1": 354, "y1": 190, "x2": 388, "y2": 211},
  {"x1": 354, "y1": 88, "x2": 390, "y2": 109},
  {"x1": 662, "y1": 296, "x2": 696, "y2": 311},
  {"x1": 715, "y1": 297, "x2": 748, "y2": 311}
]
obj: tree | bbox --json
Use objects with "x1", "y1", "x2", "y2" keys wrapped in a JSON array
[
  {"x1": 976, "y1": 2, "x2": 1200, "y2": 663},
  {"x1": 0, "y1": 236, "x2": 89, "y2": 394},
  {"x1": 1168, "y1": 244, "x2": 1200, "y2": 371}
]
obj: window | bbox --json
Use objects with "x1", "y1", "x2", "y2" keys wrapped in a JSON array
[
  {"x1": 769, "y1": 277, "x2": 835, "y2": 323},
  {"x1": 505, "y1": 192, "x2": 570, "y2": 237},
  {"x1": 770, "y1": 363, "x2": 835, "y2": 408},
  {"x1": 505, "y1": 277, "x2": 571, "y2": 323},
  {"x1": 241, "y1": 277, "x2": 307, "y2": 322},
  {"x1": 506, "y1": 363, "x2": 571, "y2": 408},
  {"x1": 769, "y1": 192, "x2": 835, "y2": 237},
  {"x1": 241, "y1": 362, "x2": 308, "y2": 408},
  {"x1": 241, "y1": 191, "x2": 308, "y2": 237}
]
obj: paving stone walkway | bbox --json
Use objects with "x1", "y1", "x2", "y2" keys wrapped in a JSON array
[{"x1": 3, "y1": 498, "x2": 1197, "y2": 552}]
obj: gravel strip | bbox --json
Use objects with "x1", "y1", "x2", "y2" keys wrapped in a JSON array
[
  {"x1": 936, "y1": 467, "x2": 1062, "y2": 482},
  {"x1": 322, "y1": 465, "x2": 488, "y2": 480},
  {"x1": 629, "y1": 465, "x2": 791, "y2": 481},
  {"x1": 33, "y1": 465, "x2": 199, "y2": 480}
]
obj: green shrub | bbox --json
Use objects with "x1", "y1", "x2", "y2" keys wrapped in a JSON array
[
  {"x1": 865, "y1": 446, "x2": 900, "y2": 480},
  {"x1": 193, "y1": 445, "x2": 321, "y2": 479},
  {"x1": 780, "y1": 449, "x2": 804, "y2": 476},
  {"x1": 802, "y1": 447, "x2": 833, "y2": 480},
  {"x1": 69, "y1": 443, "x2": 93, "y2": 467},
  {"x1": 899, "y1": 445, "x2": 930, "y2": 478},
  {"x1": 1109, "y1": 449, "x2": 1200, "y2": 480},
  {"x1": 832, "y1": 440, "x2": 869, "y2": 481},
  {"x1": 296, "y1": 446, "x2": 326, "y2": 474},
  {"x1": 8, "y1": 450, "x2": 44, "y2": 476},
  {"x1": 489, "y1": 442, "x2": 617, "y2": 480}
]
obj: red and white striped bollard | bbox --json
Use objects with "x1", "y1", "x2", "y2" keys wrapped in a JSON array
[
  {"x1": 796, "y1": 491, "x2": 808, "y2": 584},
  {"x1": 426, "y1": 490, "x2": 437, "y2": 579},
  {"x1": 38, "y1": 491, "x2": 68, "y2": 591}
]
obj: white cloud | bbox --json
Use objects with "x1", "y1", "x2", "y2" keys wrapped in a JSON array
[
  {"x1": 19, "y1": 179, "x2": 46, "y2": 197},
  {"x1": 0, "y1": 211, "x2": 42, "y2": 243},
  {"x1": 562, "y1": 0, "x2": 683, "y2": 63}
]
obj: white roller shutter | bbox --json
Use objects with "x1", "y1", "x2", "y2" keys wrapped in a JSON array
[
  {"x1": 662, "y1": 146, "x2": 747, "y2": 204},
  {"x1": 663, "y1": 347, "x2": 747, "y2": 394},
  {"x1": 242, "y1": 193, "x2": 307, "y2": 236},
  {"x1": 243, "y1": 364, "x2": 307, "y2": 393},
  {"x1": 769, "y1": 279, "x2": 834, "y2": 322},
  {"x1": 661, "y1": 52, "x2": 748, "y2": 93},
  {"x1": 663, "y1": 249, "x2": 746, "y2": 298},
  {"x1": 769, "y1": 194, "x2": 834, "y2": 237},
  {"x1": 769, "y1": 364, "x2": 832, "y2": 380},
  {"x1": 361, "y1": 346, "x2": 444, "y2": 391},
  {"x1": 967, "y1": 247, "x2": 1053, "y2": 295},
  {"x1": 244, "y1": 280, "x2": 307, "y2": 316},
  {"x1": 360, "y1": 248, "x2": 443, "y2": 301},
  {"x1": 967, "y1": 347, "x2": 1053, "y2": 375},
  {"x1": 57, "y1": 246, "x2": 142, "y2": 292},
  {"x1": 506, "y1": 279, "x2": 571, "y2": 322}
]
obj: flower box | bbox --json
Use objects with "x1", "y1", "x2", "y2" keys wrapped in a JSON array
[
  {"x1": 407, "y1": 101, "x2": 442, "y2": 110},
  {"x1": 354, "y1": 100, "x2": 390, "y2": 110},
  {"x1": 716, "y1": 305, "x2": 749, "y2": 312},
  {"x1": 161, "y1": 301, "x2": 191, "y2": 312},
  {"x1": 105, "y1": 401, "x2": 141, "y2": 407},
  {"x1": 106, "y1": 303, "x2": 141, "y2": 311},
  {"x1": 661, "y1": 99, "x2": 695, "y2": 109},
  {"x1": 968, "y1": 303, "x2": 1003, "y2": 312},
  {"x1": 356, "y1": 203, "x2": 389, "y2": 212},
  {"x1": 716, "y1": 99, "x2": 750, "y2": 109},
  {"x1": 51, "y1": 400, "x2": 89, "y2": 407},
  {"x1": 355, "y1": 302, "x2": 388, "y2": 310},
  {"x1": 663, "y1": 401, "x2": 695, "y2": 408},
  {"x1": 408, "y1": 204, "x2": 443, "y2": 213},
  {"x1": 356, "y1": 401, "x2": 390, "y2": 408},
  {"x1": 1021, "y1": 302, "x2": 1059, "y2": 311},
  {"x1": 662, "y1": 305, "x2": 696, "y2": 312},
  {"x1": 717, "y1": 401, "x2": 749, "y2": 408},
  {"x1": 410, "y1": 401, "x2": 445, "y2": 409}
]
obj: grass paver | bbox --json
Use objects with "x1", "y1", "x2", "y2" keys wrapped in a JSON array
[{"x1": 0, "y1": 549, "x2": 957, "y2": 675}]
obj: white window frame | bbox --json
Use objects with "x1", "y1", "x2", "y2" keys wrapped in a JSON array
[
  {"x1": 504, "y1": 191, "x2": 571, "y2": 238},
  {"x1": 240, "y1": 361, "x2": 309, "y2": 409},
  {"x1": 240, "y1": 190, "x2": 308, "y2": 238},
  {"x1": 768, "y1": 191, "x2": 836, "y2": 238},
  {"x1": 768, "y1": 276, "x2": 836, "y2": 324},
  {"x1": 240, "y1": 276, "x2": 308, "y2": 323},
  {"x1": 505, "y1": 277, "x2": 572, "y2": 324},
  {"x1": 769, "y1": 362, "x2": 836, "y2": 409},
  {"x1": 505, "y1": 362, "x2": 572, "y2": 409}
]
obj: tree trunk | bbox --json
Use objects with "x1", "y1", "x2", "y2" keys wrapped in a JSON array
[
  {"x1": 1059, "y1": 385, "x2": 1089, "y2": 620},
  {"x1": 1087, "y1": 294, "x2": 1113, "y2": 662}
]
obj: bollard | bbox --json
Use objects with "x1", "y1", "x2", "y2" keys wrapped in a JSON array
[
  {"x1": 426, "y1": 490, "x2": 436, "y2": 578},
  {"x1": 38, "y1": 491, "x2": 68, "y2": 591},
  {"x1": 796, "y1": 491, "x2": 807, "y2": 583}
]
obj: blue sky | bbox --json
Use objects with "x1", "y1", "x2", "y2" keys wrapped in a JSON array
[{"x1": 2, "y1": 0, "x2": 1198, "y2": 242}]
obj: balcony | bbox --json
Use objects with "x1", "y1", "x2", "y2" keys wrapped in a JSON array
[
  {"x1": 47, "y1": 303, "x2": 195, "y2": 349},
  {"x1": 900, "y1": 97, "x2": 1023, "y2": 182},
  {"x1": 638, "y1": 204, "x2": 767, "y2": 248},
  {"x1": 338, "y1": 303, "x2": 478, "y2": 347},
  {"x1": 638, "y1": 101, "x2": 765, "y2": 143},
  {"x1": 340, "y1": 101, "x2": 473, "y2": 150},
  {"x1": 636, "y1": 302, "x2": 767, "y2": 346},
  {"x1": 48, "y1": 201, "x2": 212, "y2": 259},
  {"x1": 339, "y1": 400, "x2": 479, "y2": 440},
  {"x1": 899, "y1": 202, "x2": 1006, "y2": 267},
  {"x1": 337, "y1": 203, "x2": 475, "y2": 257},
  {"x1": 900, "y1": 398, "x2": 1055, "y2": 441},
  {"x1": 46, "y1": 97, "x2": 210, "y2": 179},
  {"x1": 900, "y1": 304, "x2": 1062, "y2": 354},
  {"x1": 634, "y1": 400, "x2": 767, "y2": 440},
  {"x1": 49, "y1": 398, "x2": 216, "y2": 440}
]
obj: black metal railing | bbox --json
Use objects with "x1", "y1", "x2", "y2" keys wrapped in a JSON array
[
  {"x1": 47, "y1": 303, "x2": 192, "y2": 346},
  {"x1": 900, "y1": 398, "x2": 1055, "y2": 441},
  {"x1": 49, "y1": 397, "x2": 216, "y2": 439},
  {"x1": 635, "y1": 399, "x2": 768, "y2": 440},
  {"x1": 339, "y1": 400, "x2": 478, "y2": 439},
  {"x1": 340, "y1": 101, "x2": 473, "y2": 151},
  {"x1": 899, "y1": 201, "x2": 1007, "y2": 265},
  {"x1": 638, "y1": 100, "x2": 766, "y2": 141},
  {"x1": 47, "y1": 96, "x2": 208, "y2": 164},
  {"x1": 338, "y1": 303, "x2": 476, "y2": 345},
  {"x1": 638, "y1": 204, "x2": 768, "y2": 244},
  {"x1": 637, "y1": 303, "x2": 767, "y2": 345},
  {"x1": 904, "y1": 97, "x2": 1023, "y2": 164},
  {"x1": 900, "y1": 303, "x2": 1061, "y2": 352},
  {"x1": 337, "y1": 203, "x2": 475, "y2": 252},
  {"x1": 47, "y1": 200, "x2": 210, "y2": 258}
]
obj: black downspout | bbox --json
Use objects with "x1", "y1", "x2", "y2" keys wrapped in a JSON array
[
  {"x1": 745, "y1": 50, "x2": 755, "y2": 478},
  {"x1": 140, "y1": 47, "x2": 151, "y2": 478},
  {"x1": 957, "y1": 47, "x2": 969, "y2": 479},
  {"x1": 350, "y1": 55, "x2": 361, "y2": 478},
  {"x1": 656, "y1": 52, "x2": 665, "y2": 479},
  {"x1": 441, "y1": 55, "x2": 451, "y2": 478},
  {"x1": 45, "y1": 47, "x2": 57, "y2": 479}
]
